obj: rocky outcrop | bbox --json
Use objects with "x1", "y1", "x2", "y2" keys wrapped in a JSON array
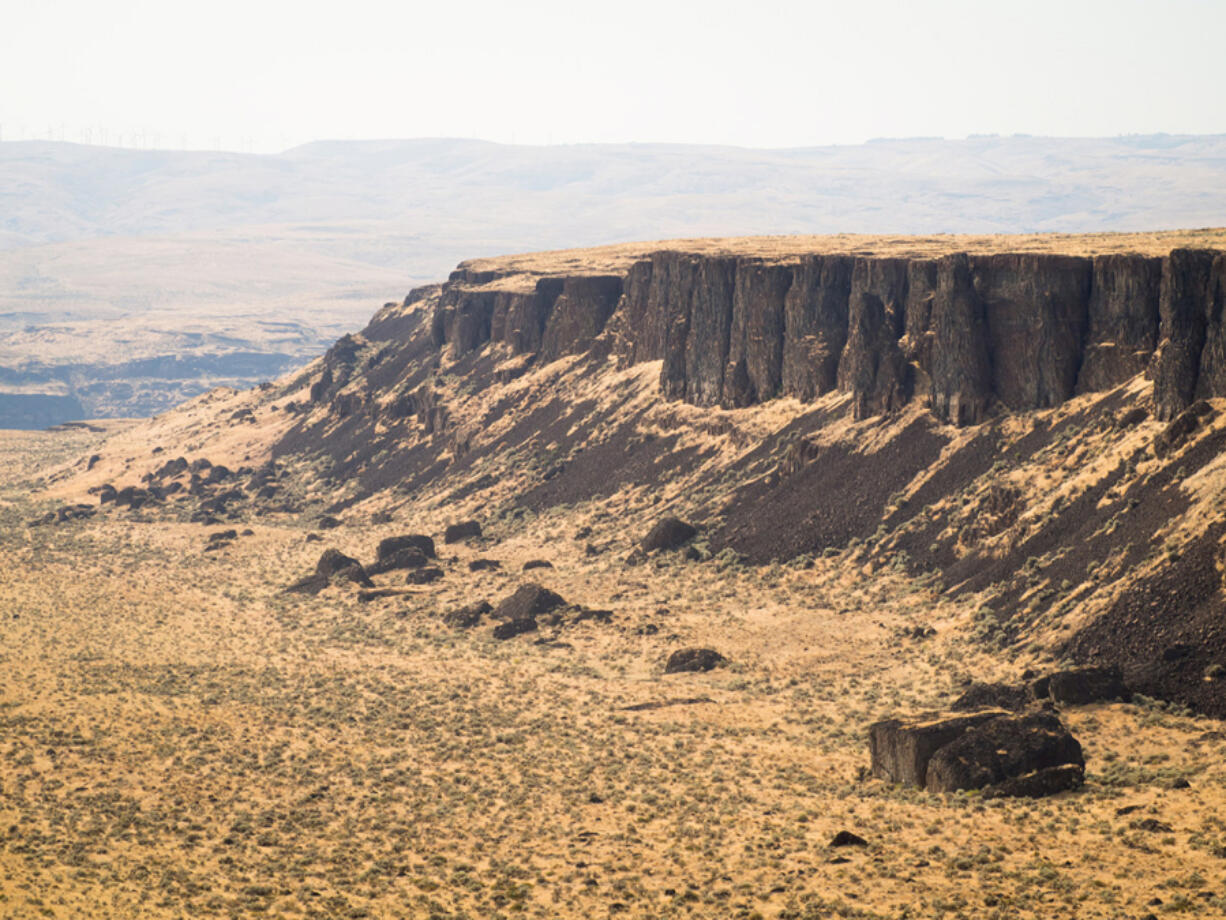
[
  {"x1": 870, "y1": 711, "x2": 1084, "y2": 797},
  {"x1": 1153, "y1": 250, "x2": 1222, "y2": 419},
  {"x1": 781, "y1": 255, "x2": 854, "y2": 401},
  {"x1": 425, "y1": 245, "x2": 1226, "y2": 428},
  {"x1": 1077, "y1": 254, "x2": 1162, "y2": 392}
]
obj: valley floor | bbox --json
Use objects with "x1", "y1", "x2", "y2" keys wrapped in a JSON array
[{"x1": 3, "y1": 429, "x2": 1226, "y2": 919}]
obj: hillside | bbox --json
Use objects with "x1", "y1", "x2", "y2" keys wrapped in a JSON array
[
  {"x1": 8, "y1": 230, "x2": 1226, "y2": 918},
  {"x1": 4, "y1": 134, "x2": 1226, "y2": 420}
]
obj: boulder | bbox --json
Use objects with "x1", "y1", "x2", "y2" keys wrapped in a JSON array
[
  {"x1": 444, "y1": 520, "x2": 482, "y2": 543},
  {"x1": 641, "y1": 517, "x2": 697, "y2": 552},
  {"x1": 868, "y1": 711, "x2": 1003, "y2": 787},
  {"x1": 286, "y1": 548, "x2": 373, "y2": 595},
  {"x1": 406, "y1": 567, "x2": 444, "y2": 585},
  {"x1": 316, "y1": 514, "x2": 342, "y2": 530},
  {"x1": 492, "y1": 616, "x2": 539, "y2": 640},
  {"x1": 924, "y1": 712, "x2": 1084, "y2": 795},
  {"x1": 469, "y1": 558, "x2": 502, "y2": 572},
  {"x1": 492, "y1": 584, "x2": 567, "y2": 621},
  {"x1": 376, "y1": 534, "x2": 436, "y2": 561},
  {"x1": 1032, "y1": 665, "x2": 1130, "y2": 705},
  {"x1": 523, "y1": 559, "x2": 554, "y2": 571},
  {"x1": 444, "y1": 601, "x2": 492, "y2": 629},
  {"x1": 664, "y1": 648, "x2": 726, "y2": 674},
  {"x1": 829, "y1": 830, "x2": 868, "y2": 848}
]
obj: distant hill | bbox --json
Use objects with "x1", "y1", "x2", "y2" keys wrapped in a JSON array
[{"x1": 2, "y1": 134, "x2": 1225, "y2": 419}]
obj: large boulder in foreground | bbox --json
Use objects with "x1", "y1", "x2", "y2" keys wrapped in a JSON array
[
  {"x1": 641, "y1": 517, "x2": 697, "y2": 553},
  {"x1": 868, "y1": 711, "x2": 1002, "y2": 787},
  {"x1": 869, "y1": 710, "x2": 1084, "y2": 797},
  {"x1": 924, "y1": 711, "x2": 1085, "y2": 795}
]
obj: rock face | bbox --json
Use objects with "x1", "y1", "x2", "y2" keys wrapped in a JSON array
[
  {"x1": 1077, "y1": 254, "x2": 1163, "y2": 392},
  {"x1": 425, "y1": 245, "x2": 1226, "y2": 427},
  {"x1": 871, "y1": 711, "x2": 1084, "y2": 797}
]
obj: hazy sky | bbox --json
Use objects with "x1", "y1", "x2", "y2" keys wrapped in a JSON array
[{"x1": 3, "y1": 0, "x2": 1223, "y2": 152}]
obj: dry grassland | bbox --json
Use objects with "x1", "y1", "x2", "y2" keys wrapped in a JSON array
[{"x1": 5, "y1": 425, "x2": 1226, "y2": 920}]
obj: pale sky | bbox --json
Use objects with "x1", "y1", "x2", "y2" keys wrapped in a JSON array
[{"x1": 3, "y1": 0, "x2": 1223, "y2": 153}]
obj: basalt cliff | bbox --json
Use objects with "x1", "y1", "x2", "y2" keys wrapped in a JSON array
[
  {"x1": 429, "y1": 244, "x2": 1225, "y2": 425},
  {"x1": 51, "y1": 231, "x2": 1226, "y2": 720}
]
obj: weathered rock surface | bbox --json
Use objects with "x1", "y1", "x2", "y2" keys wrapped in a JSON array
[
  {"x1": 444, "y1": 600, "x2": 492, "y2": 629},
  {"x1": 376, "y1": 534, "x2": 436, "y2": 561},
  {"x1": 664, "y1": 648, "x2": 726, "y2": 674},
  {"x1": 924, "y1": 712, "x2": 1085, "y2": 795},
  {"x1": 868, "y1": 711, "x2": 1002, "y2": 787},
  {"x1": 871, "y1": 710, "x2": 1084, "y2": 797},
  {"x1": 492, "y1": 584, "x2": 566, "y2": 622},
  {"x1": 444, "y1": 521, "x2": 482, "y2": 543},
  {"x1": 422, "y1": 244, "x2": 1226, "y2": 428}
]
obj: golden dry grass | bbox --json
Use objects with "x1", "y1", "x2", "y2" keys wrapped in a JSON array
[
  {"x1": 5, "y1": 423, "x2": 1226, "y2": 920},
  {"x1": 455, "y1": 228, "x2": 1226, "y2": 291}
]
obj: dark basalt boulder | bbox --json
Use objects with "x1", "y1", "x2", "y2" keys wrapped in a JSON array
[
  {"x1": 98, "y1": 484, "x2": 117, "y2": 504},
  {"x1": 951, "y1": 682, "x2": 1034, "y2": 713},
  {"x1": 924, "y1": 711, "x2": 1084, "y2": 795},
  {"x1": 286, "y1": 548, "x2": 373, "y2": 595},
  {"x1": 208, "y1": 529, "x2": 238, "y2": 544},
  {"x1": 1032, "y1": 665, "x2": 1130, "y2": 705},
  {"x1": 493, "y1": 584, "x2": 567, "y2": 621},
  {"x1": 315, "y1": 515, "x2": 342, "y2": 530},
  {"x1": 829, "y1": 830, "x2": 868, "y2": 848},
  {"x1": 523, "y1": 559, "x2": 554, "y2": 571},
  {"x1": 406, "y1": 567, "x2": 444, "y2": 585},
  {"x1": 376, "y1": 534, "x2": 436, "y2": 561},
  {"x1": 469, "y1": 558, "x2": 502, "y2": 572},
  {"x1": 868, "y1": 711, "x2": 1003, "y2": 787},
  {"x1": 664, "y1": 648, "x2": 726, "y2": 674},
  {"x1": 205, "y1": 465, "x2": 233, "y2": 484},
  {"x1": 444, "y1": 601, "x2": 492, "y2": 629},
  {"x1": 444, "y1": 520, "x2": 482, "y2": 543},
  {"x1": 641, "y1": 517, "x2": 697, "y2": 553},
  {"x1": 492, "y1": 616, "x2": 539, "y2": 640}
]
